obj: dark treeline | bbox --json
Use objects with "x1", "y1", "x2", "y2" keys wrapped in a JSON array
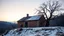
[
  {"x1": 50, "y1": 14, "x2": 64, "y2": 26},
  {"x1": 0, "y1": 21, "x2": 18, "y2": 35}
]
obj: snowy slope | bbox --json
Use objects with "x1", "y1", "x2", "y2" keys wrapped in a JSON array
[{"x1": 3, "y1": 27, "x2": 64, "y2": 36}]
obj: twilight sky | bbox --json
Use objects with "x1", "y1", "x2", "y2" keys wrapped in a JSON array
[{"x1": 0, "y1": 0, "x2": 64, "y2": 22}]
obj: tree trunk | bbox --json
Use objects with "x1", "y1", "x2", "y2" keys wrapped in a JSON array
[
  {"x1": 45, "y1": 13, "x2": 52, "y2": 26},
  {"x1": 45, "y1": 19, "x2": 50, "y2": 26}
]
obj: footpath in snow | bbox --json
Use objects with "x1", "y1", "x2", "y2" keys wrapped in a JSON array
[{"x1": 3, "y1": 27, "x2": 64, "y2": 36}]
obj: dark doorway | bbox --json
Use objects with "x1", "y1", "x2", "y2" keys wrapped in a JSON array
[
  {"x1": 39, "y1": 22, "x2": 42, "y2": 27},
  {"x1": 20, "y1": 24, "x2": 23, "y2": 27},
  {"x1": 25, "y1": 22, "x2": 28, "y2": 27}
]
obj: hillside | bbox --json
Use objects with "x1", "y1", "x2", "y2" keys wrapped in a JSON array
[
  {"x1": 0, "y1": 21, "x2": 18, "y2": 34},
  {"x1": 3, "y1": 27, "x2": 64, "y2": 36},
  {"x1": 50, "y1": 14, "x2": 64, "y2": 26}
]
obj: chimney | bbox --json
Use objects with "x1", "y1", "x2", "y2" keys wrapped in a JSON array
[{"x1": 27, "y1": 14, "x2": 29, "y2": 17}]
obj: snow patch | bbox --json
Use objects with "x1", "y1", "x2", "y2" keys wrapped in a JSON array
[{"x1": 3, "y1": 27, "x2": 64, "y2": 36}]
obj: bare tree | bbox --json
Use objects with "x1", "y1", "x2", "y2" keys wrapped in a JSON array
[{"x1": 36, "y1": 0, "x2": 64, "y2": 26}]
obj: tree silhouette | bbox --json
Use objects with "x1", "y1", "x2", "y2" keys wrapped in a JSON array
[{"x1": 36, "y1": 0, "x2": 64, "y2": 26}]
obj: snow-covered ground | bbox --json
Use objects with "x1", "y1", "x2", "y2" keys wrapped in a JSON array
[{"x1": 3, "y1": 27, "x2": 64, "y2": 36}]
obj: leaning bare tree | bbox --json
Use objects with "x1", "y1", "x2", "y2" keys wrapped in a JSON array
[{"x1": 36, "y1": 1, "x2": 64, "y2": 26}]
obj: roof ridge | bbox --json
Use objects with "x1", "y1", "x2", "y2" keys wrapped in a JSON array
[{"x1": 18, "y1": 15, "x2": 42, "y2": 21}]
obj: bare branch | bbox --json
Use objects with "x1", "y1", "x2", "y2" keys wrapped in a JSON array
[
  {"x1": 36, "y1": 0, "x2": 63, "y2": 20},
  {"x1": 52, "y1": 1, "x2": 55, "y2": 7},
  {"x1": 36, "y1": 0, "x2": 64, "y2": 26}
]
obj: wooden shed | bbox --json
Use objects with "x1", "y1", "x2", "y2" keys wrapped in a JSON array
[{"x1": 17, "y1": 14, "x2": 46, "y2": 27}]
